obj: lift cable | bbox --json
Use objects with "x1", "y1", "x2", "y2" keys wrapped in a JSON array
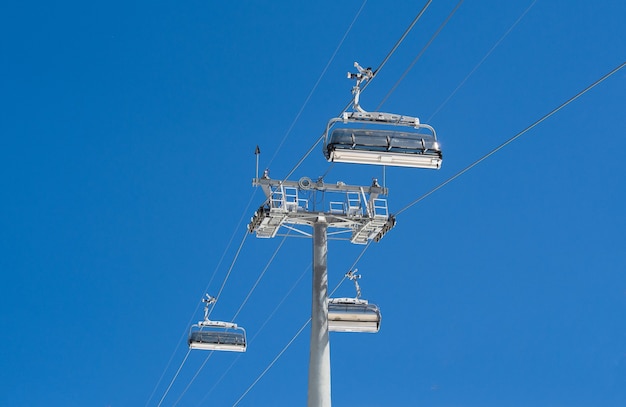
[
  {"x1": 368, "y1": 0, "x2": 433, "y2": 85},
  {"x1": 333, "y1": 0, "x2": 435, "y2": 116},
  {"x1": 373, "y1": 0, "x2": 463, "y2": 187},
  {"x1": 145, "y1": 334, "x2": 188, "y2": 407},
  {"x1": 376, "y1": 0, "x2": 464, "y2": 110},
  {"x1": 396, "y1": 60, "x2": 626, "y2": 216},
  {"x1": 155, "y1": 349, "x2": 191, "y2": 407},
  {"x1": 232, "y1": 318, "x2": 311, "y2": 407},
  {"x1": 144, "y1": 334, "x2": 189, "y2": 407},
  {"x1": 281, "y1": 0, "x2": 434, "y2": 183},
  {"x1": 203, "y1": 191, "x2": 260, "y2": 298},
  {"x1": 195, "y1": 265, "x2": 310, "y2": 406},
  {"x1": 231, "y1": 234, "x2": 290, "y2": 322},
  {"x1": 171, "y1": 351, "x2": 214, "y2": 407},
  {"x1": 267, "y1": 0, "x2": 368, "y2": 168},
  {"x1": 426, "y1": 0, "x2": 538, "y2": 121},
  {"x1": 376, "y1": 0, "x2": 534, "y2": 186},
  {"x1": 144, "y1": 190, "x2": 259, "y2": 407},
  {"x1": 151, "y1": 229, "x2": 249, "y2": 407},
  {"x1": 208, "y1": 229, "x2": 250, "y2": 318},
  {"x1": 166, "y1": 233, "x2": 302, "y2": 405},
  {"x1": 169, "y1": 234, "x2": 290, "y2": 406}
]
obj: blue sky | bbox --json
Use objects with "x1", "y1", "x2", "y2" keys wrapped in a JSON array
[{"x1": 1, "y1": 1, "x2": 625, "y2": 406}]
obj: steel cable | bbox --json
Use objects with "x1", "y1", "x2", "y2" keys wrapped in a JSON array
[
  {"x1": 231, "y1": 319, "x2": 310, "y2": 407},
  {"x1": 207, "y1": 229, "x2": 250, "y2": 318},
  {"x1": 144, "y1": 189, "x2": 259, "y2": 407},
  {"x1": 376, "y1": 0, "x2": 465, "y2": 110},
  {"x1": 170, "y1": 235, "x2": 290, "y2": 405},
  {"x1": 155, "y1": 349, "x2": 191, "y2": 407},
  {"x1": 426, "y1": 0, "x2": 538, "y2": 121},
  {"x1": 151, "y1": 229, "x2": 249, "y2": 406},
  {"x1": 196, "y1": 265, "x2": 310, "y2": 406},
  {"x1": 267, "y1": 0, "x2": 369, "y2": 168},
  {"x1": 369, "y1": 0, "x2": 433, "y2": 83},
  {"x1": 396, "y1": 61, "x2": 626, "y2": 216},
  {"x1": 231, "y1": 234, "x2": 290, "y2": 322},
  {"x1": 171, "y1": 351, "x2": 214, "y2": 407}
]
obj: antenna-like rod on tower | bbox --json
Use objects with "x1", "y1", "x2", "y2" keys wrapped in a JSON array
[{"x1": 254, "y1": 145, "x2": 261, "y2": 181}]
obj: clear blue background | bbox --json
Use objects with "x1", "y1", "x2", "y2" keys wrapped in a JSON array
[{"x1": 1, "y1": 1, "x2": 625, "y2": 406}]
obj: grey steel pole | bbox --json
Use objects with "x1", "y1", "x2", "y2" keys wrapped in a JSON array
[{"x1": 307, "y1": 218, "x2": 331, "y2": 407}]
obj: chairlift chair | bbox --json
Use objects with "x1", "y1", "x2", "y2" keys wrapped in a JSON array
[
  {"x1": 327, "y1": 269, "x2": 381, "y2": 333},
  {"x1": 323, "y1": 62, "x2": 442, "y2": 169},
  {"x1": 328, "y1": 297, "x2": 381, "y2": 333},
  {"x1": 188, "y1": 320, "x2": 247, "y2": 352},
  {"x1": 187, "y1": 294, "x2": 247, "y2": 352}
]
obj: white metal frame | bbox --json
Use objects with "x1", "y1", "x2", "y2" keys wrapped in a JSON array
[
  {"x1": 322, "y1": 61, "x2": 442, "y2": 169},
  {"x1": 328, "y1": 297, "x2": 381, "y2": 333},
  {"x1": 249, "y1": 177, "x2": 395, "y2": 245},
  {"x1": 188, "y1": 295, "x2": 247, "y2": 352}
]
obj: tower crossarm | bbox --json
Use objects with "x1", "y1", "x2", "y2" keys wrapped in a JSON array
[
  {"x1": 252, "y1": 177, "x2": 388, "y2": 197},
  {"x1": 248, "y1": 176, "x2": 395, "y2": 244}
]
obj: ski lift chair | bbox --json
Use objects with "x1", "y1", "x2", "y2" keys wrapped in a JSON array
[
  {"x1": 188, "y1": 320, "x2": 247, "y2": 352},
  {"x1": 328, "y1": 297, "x2": 381, "y2": 333},
  {"x1": 188, "y1": 294, "x2": 247, "y2": 352},
  {"x1": 323, "y1": 62, "x2": 442, "y2": 169}
]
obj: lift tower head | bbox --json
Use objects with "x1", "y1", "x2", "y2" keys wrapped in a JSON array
[{"x1": 248, "y1": 174, "x2": 395, "y2": 407}]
